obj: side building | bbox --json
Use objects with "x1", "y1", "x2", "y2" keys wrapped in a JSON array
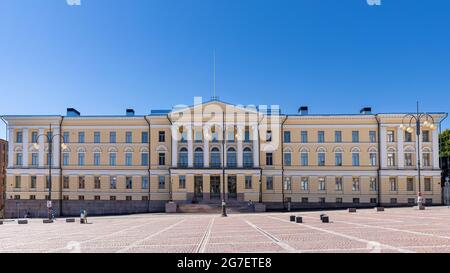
[
  {"x1": 0, "y1": 139, "x2": 7, "y2": 218},
  {"x1": 1, "y1": 100, "x2": 446, "y2": 217}
]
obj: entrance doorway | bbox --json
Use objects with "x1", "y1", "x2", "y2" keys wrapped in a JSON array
[
  {"x1": 194, "y1": 176, "x2": 203, "y2": 201},
  {"x1": 228, "y1": 175, "x2": 237, "y2": 199},
  {"x1": 210, "y1": 176, "x2": 221, "y2": 199}
]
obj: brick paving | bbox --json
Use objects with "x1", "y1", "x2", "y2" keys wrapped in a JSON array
[{"x1": 1, "y1": 207, "x2": 450, "y2": 253}]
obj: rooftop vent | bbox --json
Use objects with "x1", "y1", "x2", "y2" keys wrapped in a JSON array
[
  {"x1": 126, "y1": 109, "x2": 135, "y2": 116},
  {"x1": 360, "y1": 107, "x2": 372, "y2": 115},
  {"x1": 67, "y1": 108, "x2": 80, "y2": 117},
  {"x1": 298, "y1": 106, "x2": 309, "y2": 116}
]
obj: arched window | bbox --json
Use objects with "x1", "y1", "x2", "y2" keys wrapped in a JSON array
[
  {"x1": 178, "y1": 147, "x2": 188, "y2": 167},
  {"x1": 422, "y1": 147, "x2": 432, "y2": 167},
  {"x1": 243, "y1": 147, "x2": 253, "y2": 168},
  {"x1": 404, "y1": 146, "x2": 415, "y2": 167},
  {"x1": 109, "y1": 147, "x2": 117, "y2": 166},
  {"x1": 317, "y1": 147, "x2": 326, "y2": 166},
  {"x1": 227, "y1": 147, "x2": 237, "y2": 168},
  {"x1": 369, "y1": 147, "x2": 378, "y2": 167},
  {"x1": 283, "y1": 148, "x2": 292, "y2": 166},
  {"x1": 78, "y1": 148, "x2": 86, "y2": 166},
  {"x1": 194, "y1": 147, "x2": 204, "y2": 168},
  {"x1": 300, "y1": 147, "x2": 309, "y2": 166},
  {"x1": 387, "y1": 147, "x2": 396, "y2": 167},
  {"x1": 15, "y1": 147, "x2": 23, "y2": 166},
  {"x1": 334, "y1": 147, "x2": 343, "y2": 166},
  {"x1": 351, "y1": 147, "x2": 360, "y2": 166},
  {"x1": 93, "y1": 147, "x2": 101, "y2": 166},
  {"x1": 210, "y1": 147, "x2": 221, "y2": 168}
]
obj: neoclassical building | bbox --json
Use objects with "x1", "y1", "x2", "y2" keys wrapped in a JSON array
[{"x1": 1, "y1": 100, "x2": 447, "y2": 217}]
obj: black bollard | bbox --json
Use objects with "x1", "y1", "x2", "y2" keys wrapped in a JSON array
[
  {"x1": 295, "y1": 216, "x2": 303, "y2": 223},
  {"x1": 290, "y1": 215, "x2": 296, "y2": 222},
  {"x1": 322, "y1": 216, "x2": 329, "y2": 223}
]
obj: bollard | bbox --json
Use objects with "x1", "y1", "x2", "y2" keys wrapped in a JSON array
[
  {"x1": 320, "y1": 214, "x2": 326, "y2": 220},
  {"x1": 348, "y1": 208, "x2": 357, "y2": 213},
  {"x1": 0, "y1": 221, "x2": 3, "y2": 225},
  {"x1": 322, "y1": 216, "x2": 329, "y2": 223},
  {"x1": 43, "y1": 219, "x2": 53, "y2": 224},
  {"x1": 295, "y1": 216, "x2": 303, "y2": 223},
  {"x1": 18, "y1": 220, "x2": 28, "y2": 224},
  {"x1": 376, "y1": 207, "x2": 384, "y2": 212},
  {"x1": 66, "y1": 218, "x2": 75, "y2": 223},
  {"x1": 290, "y1": 215, "x2": 296, "y2": 222}
]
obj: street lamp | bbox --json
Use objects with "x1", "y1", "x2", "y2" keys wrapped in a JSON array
[
  {"x1": 400, "y1": 102, "x2": 436, "y2": 209},
  {"x1": 33, "y1": 124, "x2": 66, "y2": 220}
]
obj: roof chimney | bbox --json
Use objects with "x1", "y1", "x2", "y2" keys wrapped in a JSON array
[
  {"x1": 126, "y1": 109, "x2": 135, "y2": 116},
  {"x1": 360, "y1": 107, "x2": 372, "y2": 115},
  {"x1": 67, "y1": 108, "x2": 80, "y2": 117},
  {"x1": 298, "y1": 106, "x2": 309, "y2": 116}
]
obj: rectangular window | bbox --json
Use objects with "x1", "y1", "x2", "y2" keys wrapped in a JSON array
[
  {"x1": 353, "y1": 198, "x2": 360, "y2": 204},
  {"x1": 141, "y1": 132, "x2": 149, "y2": 143},
  {"x1": 318, "y1": 131, "x2": 325, "y2": 143},
  {"x1": 336, "y1": 197, "x2": 343, "y2": 204},
  {"x1": 142, "y1": 176, "x2": 149, "y2": 189},
  {"x1": 284, "y1": 152, "x2": 291, "y2": 166},
  {"x1": 110, "y1": 176, "x2": 117, "y2": 189},
  {"x1": 78, "y1": 132, "x2": 85, "y2": 143},
  {"x1": 408, "y1": 198, "x2": 415, "y2": 205},
  {"x1": 227, "y1": 131, "x2": 235, "y2": 142},
  {"x1": 335, "y1": 177, "x2": 343, "y2": 191},
  {"x1": 63, "y1": 153, "x2": 69, "y2": 166},
  {"x1": 63, "y1": 132, "x2": 69, "y2": 143},
  {"x1": 63, "y1": 176, "x2": 69, "y2": 189},
  {"x1": 407, "y1": 177, "x2": 414, "y2": 191},
  {"x1": 318, "y1": 177, "x2": 326, "y2": 191},
  {"x1": 335, "y1": 153, "x2": 342, "y2": 166},
  {"x1": 159, "y1": 153, "x2": 165, "y2": 166},
  {"x1": 142, "y1": 196, "x2": 149, "y2": 201},
  {"x1": 370, "y1": 153, "x2": 377, "y2": 166},
  {"x1": 284, "y1": 177, "x2": 292, "y2": 191},
  {"x1": 125, "y1": 153, "x2": 132, "y2": 166},
  {"x1": 335, "y1": 131, "x2": 342, "y2": 143},
  {"x1": 78, "y1": 176, "x2": 85, "y2": 189},
  {"x1": 370, "y1": 198, "x2": 377, "y2": 204},
  {"x1": 352, "y1": 177, "x2": 360, "y2": 191},
  {"x1": 110, "y1": 196, "x2": 116, "y2": 201},
  {"x1": 31, "y1": 153, "x2": 38, "y2": 166},
  {"x1": 422, "y1": 131, "x2": 430, "y2": 142},
  {"x1": 283, "y1": 131, "x2": 291, "y2": 143},
  {"x1": 30, "y1": 195, "x2": 36, "y2": 200},
  {"x1": 126, "y1": 132, "x2": 132, "y2": 143},
  {"x1": 78, "y1": 196, "x2": 84, "y2": 201},
  {"x1": 16, "y1": 153, "x2": 23, "y2": 166},
  {"x1": 159, "y1": 131, "x2": 165, "y2": 142},
  {"x1": 141, "y1": 152, "x2": 149, "y2": 166},
  {"x1": 14, "y1": 195, "x2": 20, "y2": 200},
  {"x1": 370, "y1": 177, "x2": 377, "y2": 191},
  {"x1": 126, "y1": 176, "x2": 133, "y2": 189},
  {"x1": 424, "y1": 178, "x2": 432, "y2": 191},
  {"x1": 266, "y1": 130, "x2": 272, "y2": 142},
  {"x1": 425, "y1": 198, "x2": 433, "y2": 205},
  {"x1": 301, "y1": 131, "x2": 308, "y2": 143},
  {"x1": 405, "y1": 131, "x2": 413, "y2": 142},
  {"x1": 352, "y1": 153, "x2": 360, "y2": 166},
  {"x1": 31, "y1": 131, "x2": 38, "y2": 143},
  {"x1": 109, "y1": 153, "x2": 117, "y2": 166},
  {"x1": 30, "y1": 176, "x2": 37, "y2": 189},
  {"x1": 266, "y1": 153, "x2": 273, "y2": 166},
  {"x1": 405, "y1": 153, "x2": 413, "y2": 166},
  {"x1": 301, "y1": 177, "x2": 309, "y2": 191},
  {"x1": 245, "y1": 176, "x2": 252, "y2": 189},
  {"x1": 369, "y1": 131, "x2": 377, "y2": 143},
  {"x1": 78, "y1": 153, "x2": 85, "y2": 166},
  {"x1": 301, "y1": 152, "x2": 309, "y2": 166},
  {"x1": 318, "y1": 153, "x2": 325, "y2": 166},
  {"x1": 390, "y1": 177, "x2": 397, "y2": 191},
  {"x1": 95, "y1": 196, "x2": 101, "y2": 201},
  {"x1": 352, "y1": 131, "x2": 359, "y2": 143},
  {"x1": 244, "y1": 128, "x2": 250, "y2": 142},
  {"x1": 179, "y1": 175, "x2": 186, "y2": 189},
  {"x1": 16, "y1": 131, "x2": 23, "y2": 143},
  {"x1": 158, "y1": 176, "x2": 165, "y2": 189},
  {"x1": 15, "y1": 176, "x2": 21, "y2": 188},
  {"x1": 319, "y1": 197, "x2": 326, "y2": 204},
  {"x1": 390, "y1": 198, "x2": 397, "y2": 204},
  {"x1": 195, "y1": 131, "x2": 202, "y2": 142},
  {"x1": 46, "y1": 131, "x2": 52, "y2": 143},
  {"x1": 94, "y1": 132, "x2": 100, "y2": 143},
  {"x1": 126, "y1": 196, "x2": 132, "y2": 201},
  {"x1": 94, "y1": 153, "x2": 101, "y2": 166},
  {"x1": 266, "y1": 176, "x2": 273, "y2": 190},
  {"x1": 423, "y1": 153, "x2": 431, "y2": 167},
  {"x1": 94, "y1": 176, "x2": 101, "y2": 189},
  {"x1": 387, "y1": 153, "x2": 396, "y2": 167},
  {"x1": 387, "y1": 130, "x2": 395, "y2": 142},
  {"x1": 110, "y1": 132, "x2": 116, "y2": 143},
  {"x1": 63, "y1": 195, "x2": 69, "y2": 200},
  {"x1": 301, "y1": 197, "x2": 308, "y2": 203}
]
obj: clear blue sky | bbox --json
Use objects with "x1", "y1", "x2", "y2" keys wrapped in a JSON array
[{"x1": 1, "y1": 0, "x2": 449, "y2": 139}]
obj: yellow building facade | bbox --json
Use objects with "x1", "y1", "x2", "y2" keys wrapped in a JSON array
[{"x1": 2, "y1": 100, "x2": 446, "y2": 217}]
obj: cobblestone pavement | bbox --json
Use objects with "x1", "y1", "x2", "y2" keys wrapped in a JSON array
[{"x1": 1, "y1": 207, "x2": 450, "y2": 253}]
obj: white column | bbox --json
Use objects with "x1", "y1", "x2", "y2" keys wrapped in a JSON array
[
  {"x1": 204, "y1": 139, "x2": 209, "y2": 168},
  {"x1": 7, "y1": 128, "x2": 14, "y2": 168},
  {"x1": 172, "y1": 130, "x2": 178, "y2": 167},
  {"x1": 252, "y1": 125, "x2": 259, "y2": 167},
  {"x1": 22, "y1": 128, "x2": 29, "y2": 167},
  {"x1": 53, "y1": 127, "x2": 60, "y2": 168},
  {"x1": 187, "y1": 126, "x2": 193, "y2": 168},
  {"x1": 380, "y1": 126, "x2": 387, "y2": 168},
  {"x1": 397, "y1": 127, "x2": 404, "y2": 168},
  {"x1": 432, "y1": 128, "x2": 440, "y2": 169},
  {"x1": 418, "y1": 131, "x2": 423, "y2": 168},
  {"x1": 237, "y1": 126, "x2": 243, "y2": 168},
  {"x1": 38, "y1": 128, "x2": 44, "y2": 167}
]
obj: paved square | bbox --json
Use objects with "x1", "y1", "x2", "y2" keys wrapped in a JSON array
[{"x1": 1, "y1": 207, "x2": 450, "y2": 253}]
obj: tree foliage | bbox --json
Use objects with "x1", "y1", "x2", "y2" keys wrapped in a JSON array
[{"x1": 440, "y1": 129, "x2": 450, "y2": 157}]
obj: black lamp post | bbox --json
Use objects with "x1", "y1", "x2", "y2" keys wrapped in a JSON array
[
  {"x1": 400, "y1": 102, "x2": 436, "y2": 208},
  {"x1": 34, "y1": 124, "x2": 66, "y2": 220}
]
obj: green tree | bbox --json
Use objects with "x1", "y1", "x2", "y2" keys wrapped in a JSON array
[{"x1": 440, "y1": 129, "x2": 450, "y2": 157}]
